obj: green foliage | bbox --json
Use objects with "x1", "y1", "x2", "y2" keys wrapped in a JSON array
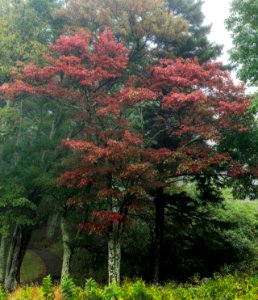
[
  {"x1": 42, "y1": 275, "x2": 54, "y2": 300},
  {"x1": 0, "y1": 285, "x2": 7, "y2": 300},
  {"x1": 0, "y1": 182, "x2": 36, "y2": 235},
  {"x1": 226, "y1": 0, "x2": 258, "y2": 85},
  {"x1": 216, "y1": 200, "x2": 258, "y2": 270},
  {"x1": 0, "y1": 107, "x2": 21, "y2": 141},
  {"x1": 167, "y1": 0, "x2": 222, "y2": 61},
  {"x1": 84, "y1": 278, "x2": 103, "y2": 300},
  {"x1": 61, "y1": 275, "x2": 78, "y2": 300},
  {"x1": 103, "y1": 281, "x2": 122, "y2": 300},
  {"x1": 122, "y1": 280, "x2": 152, "y2": 300},
  {"x1": 6, "y1": 274, "x2": 258, "y2": 299}
]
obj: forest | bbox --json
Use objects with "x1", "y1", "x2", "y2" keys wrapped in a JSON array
[{"x1": 0, "y1": 0, "x2": 257, "y2": 299}]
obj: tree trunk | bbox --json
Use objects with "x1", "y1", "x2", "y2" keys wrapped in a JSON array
[
  {"x1": 46, "y1": 212, "x2": 61, "y2": 240},
  {"x1": 153, "y1": 187, "x2": 165, "y2": 284},
  {"x1": 3, "y1": 225, "x2": 32, "y2": 291},
  {"x1": 60, "y1": 216, "x2": 73, "y2": 278},
  {"x1": 0, "y1": 236, "x2": 7, "y2": 284},
  {"x1": 108, "y1": 198, "x2": 122, "y2": 285},
  {"x1": 108, "y1": 222, "x2": 121, "y2": 285},
  {"x1": 4, "y1": 225, "x2": 20, "y2": 291},
  {"x1": 16, "y1": 227, "x2": 33, "y2": 283}
]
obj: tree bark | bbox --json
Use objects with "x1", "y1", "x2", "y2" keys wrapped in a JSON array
[
  {"x1": 108, "y1": 198, "x2": 122, "y2": 285},
  {"x1": 2, "y1": 225, "x2": 33, "y2": 291},
  {"x1": 16, "y1": 226, "x2": 33, "y2": 283},
  {"x1": 4, "y1": 225, "x2": 20, "y2": 291},
  {"x1": 60, "y1": 216, "x2": 73, "y2": 278},
  {"x1": 153, "y1": 187, "x2": 165, "y2": 284},
  {"x1": 0, "y1": 236, "x2": 7, "y2": 284},
  {"x1": 108, "y1": 222, "x2": 121, "y2": 285},
  {"x1": 46, "y1": 212, "x2": 61, "y2": 240}
]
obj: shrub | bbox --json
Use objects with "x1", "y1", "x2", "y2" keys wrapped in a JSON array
[
  {"x1": 84, "y1": 278, "x2": 103, "y2": 300},
  {"x1": 61, "y1": 276, "x2": 78, "y2": 300},
  {"x1": 42, "y1": 275, "x2": 54, "y2": 300},
  {"x1": 0, "y1": 285, "x2": 7, "y2": 300}
]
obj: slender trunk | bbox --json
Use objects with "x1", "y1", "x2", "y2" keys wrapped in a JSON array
[
  {"x1": 61, "y1": 216, "x2": 73, "y2": 278},
  {"x1": 0, "y1": 236, "x2": 7, "y2": 284},
  {"x1": 153, "y1": 187, "x2": 165, "y2": 284},
  {"x1": 108, "y1": 222, "x2": 121, "y2": 285},
  {"x1": 4, "y1": 226, "x2": 19, "y2": 283},
  {"x1": 46, "y1": 212, "x2": 61, "y2": 240},
  {"x1": 108, "y1": 198, "x2": 122, "y2": 285},
  {"x1": 4, "y1": 225, "x2": 21, "y2": 291}
]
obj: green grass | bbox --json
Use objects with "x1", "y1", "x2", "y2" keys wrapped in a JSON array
[{"x1": 20, "y1": 250, "x2": 46, "y2": 283}]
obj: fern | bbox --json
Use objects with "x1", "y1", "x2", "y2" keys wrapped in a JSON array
[
  {"x1": 42, "y1": 275, "x2": 54, "y2": 300},
  {"x1": 61, "y1": 275, "x2": 78, "y2": 300},
  {"x1": 0, "y1": 285, "x2": 7, "y2": 300},
  {"x1": 103, "y1": 282, "x2": 122, "y2": 300}
]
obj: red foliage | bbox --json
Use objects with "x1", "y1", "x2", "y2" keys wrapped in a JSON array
[{"x1": 0, "y1": 29, "x2": 253, "y2": 236}]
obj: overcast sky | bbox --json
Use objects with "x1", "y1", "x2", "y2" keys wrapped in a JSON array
[
  {"x1": 202, "y1": 0, "x2": 257, "y2": 93},
  {"x1": 202, "y1": 0, "x2": 232, "y2": 64}
]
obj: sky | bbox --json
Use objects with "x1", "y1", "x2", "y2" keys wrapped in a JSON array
[
  {"x1": 202, "y1": 0, "x2": 232, "y2": 65},
  {"x1": 202, "y1": 0, "x2": 257, "y2": 93}
]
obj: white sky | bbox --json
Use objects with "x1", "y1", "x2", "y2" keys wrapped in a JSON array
[
  {"x1": 202, "y1": 0, "x2": 257, "y2": 94},
  {"x1": 202, "y1": 0, "x2": 232, "y2": 64}
]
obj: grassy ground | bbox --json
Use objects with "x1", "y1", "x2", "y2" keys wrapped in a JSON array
[{"x1": 20, "y1": 250, "x2": 46, "y2": 283}]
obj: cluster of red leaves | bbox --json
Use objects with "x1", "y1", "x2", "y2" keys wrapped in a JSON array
[
  {"x1": 0, "y1": 28, "x2": 128, "y2": 101},
  {"x1": 228, "y1": 163, "x2": 248, "y2": 177},
  {"x1": 60, "y1": 130, "x2": 162, "y2": 193},
  {"x1": 132, "y1": 57, "x2": 254, "y2": 180}
]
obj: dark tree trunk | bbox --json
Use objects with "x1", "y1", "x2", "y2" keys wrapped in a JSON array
[
  {"x1": 16, "y1": 226, "x2": 33, "y2": 283},
  {"x1": 153, "y1": 187, "x2": 165, "y2": 284},
  {"x1": 4, "y1": 225, "x2": 33, "y2": 291}
]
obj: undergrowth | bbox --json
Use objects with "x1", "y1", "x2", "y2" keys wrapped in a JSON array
[{"x1": 6, "y1": 272, "x2": 258, "y2": 300}]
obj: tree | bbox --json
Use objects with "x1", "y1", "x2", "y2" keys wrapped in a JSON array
[
  {"x1": 0, "y1": 1, "x2": 73, "y2": 289},
  {"x1": 138, "y1": 57, "x2": 253, "y2": 282},
  {"x1": 0, "y1": 28, "x2": 161, "y2": 284},
  {"x1": 58, "y1": 0, "x2": 189, "y2": 75},
  {"x1": 166, "y1": 0, "x2": 222, "y2": 61},
  {"x1": 226, "y1": 0, "x2": 258, "y2": 85},
  {"x1": 1, "y1": 27, "x2": 253, "y2": 285}
]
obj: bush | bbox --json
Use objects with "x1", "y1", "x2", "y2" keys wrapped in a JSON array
[
  {"x1": 0, "y1": 285, "x2": 7, "y2": 300},
  {"x1": 61, "y1": 275, "x2": 78, "y2": 300}
]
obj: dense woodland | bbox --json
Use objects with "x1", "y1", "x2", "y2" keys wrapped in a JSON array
[{"x1": 0, "y1": 0, "x2": 257, "y2": 295}]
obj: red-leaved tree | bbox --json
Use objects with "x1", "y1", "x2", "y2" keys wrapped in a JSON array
[
  {"x1": 0, "y1": 28, "x2": 162, "y2": 284},
  {"x1": 0, "y1": 29, "x2": 254, "y2": 284},
  {"x1": 137, "y1": 57, "x2": 253, "y2": 282}
]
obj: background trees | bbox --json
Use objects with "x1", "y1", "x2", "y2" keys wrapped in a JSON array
[{"x1": 226, "y1": 0, "x2": 258, "y2": 85}]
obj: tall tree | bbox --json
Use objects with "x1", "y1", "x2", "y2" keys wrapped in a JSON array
[
  {"x1": 58, "y1": 0, "x2": 188, "y2": 74},
  {"x1": 139, "y1": 58, "x2": 253, "y2": 282},
  {"x1": 1, "y1": 30, "x2": 253, "y2": 285},
  {"x1": 166, "y1": 0, "x2": 222, "y2": 61},
  {"x1": 0, "y1": 0, "x2": 69, "y2": 289},
  {"x1": 226, "y1": 0, "x2": 258, "y2": 85},
  {"x1": 0, "y1": 28, "x2": 159, "y2": 284}
]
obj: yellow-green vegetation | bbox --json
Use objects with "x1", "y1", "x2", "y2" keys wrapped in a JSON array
[
  {"x1": 20, "y1": 250, "x2": 46, "y2": 283},
  {"x1": 3, "y1": 273, "x2": 257, "y2": 300}
]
